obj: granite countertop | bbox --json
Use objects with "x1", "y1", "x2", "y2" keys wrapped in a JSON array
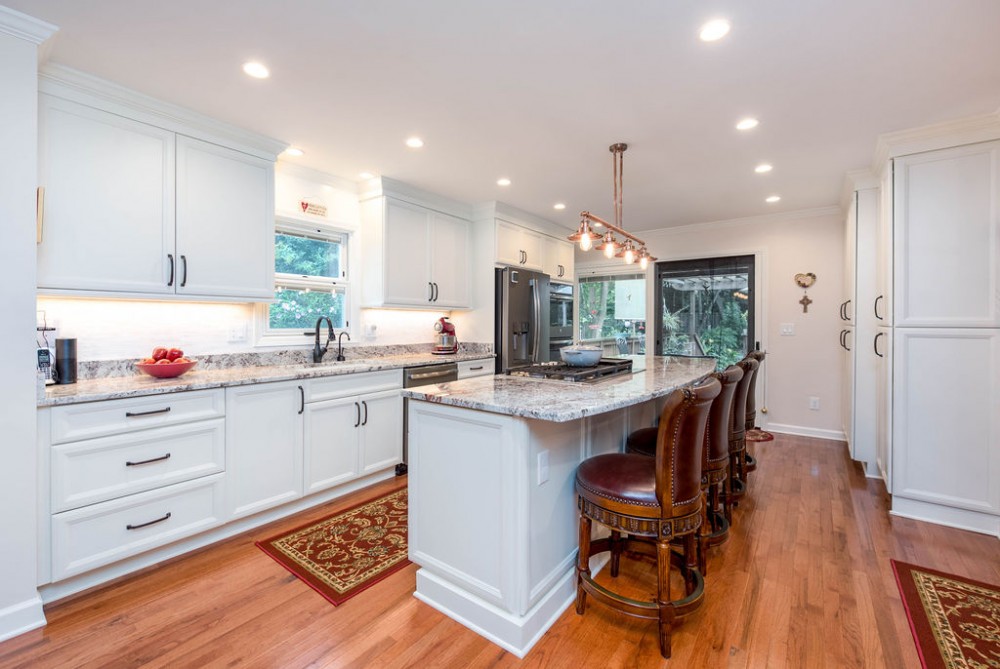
[
  {"x1": 40, "y1": 351, "x2": 494, "y2": 407},
  {"x1": 400, "y1": 355, "x2": 717, "y2": 422}
]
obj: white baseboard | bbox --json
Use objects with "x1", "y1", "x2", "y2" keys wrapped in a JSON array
[
  {"x1": 0, "y1": 595, "x2": 46, "y2": 643},
  {"x1": 765, "y1": 423, "x2": 846, "y2": 442},
  {"x1": 890, "y1": 497, "x2": 1000, "y2": 539}
]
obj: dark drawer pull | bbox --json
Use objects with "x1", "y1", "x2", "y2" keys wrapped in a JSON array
[
  {"x1": 126, "y1": 512, "x2": 171, "y2": 531},
  {"x1": 125, "y1": 407, "x2": 172, "y2": 418},
  {"x1": 125, "y1": 453, "x2": 171, "y2": 467},
  {"x1": 469, "y1": 366, "x2": 484, "y2": 371}
]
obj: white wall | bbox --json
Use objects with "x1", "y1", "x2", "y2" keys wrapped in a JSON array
[
  {"x1": 641, "y1": 207, "x2": 845, "y2": 438},
  {"x1": 0, "y1": 6, "x2": 55, "y2": 641}
]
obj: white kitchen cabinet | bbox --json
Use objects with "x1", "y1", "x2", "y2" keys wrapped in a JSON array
[
  {"x1": 359, "y1": 390, "x2": 404, "y2": 474},
  {"x1": 38, "y1": 95, "x2": 175, "y2": 295},
  {"x1": 543, "y1": 235, "x2": 575, "y2": 283},
  {"x1": 175, "y1": 135, "x2": 274, "y2": 299},
  {"x1": 37, "y1": 87, "x2": 277, "y2": 302},
  {"x1": 225, "y1": 381, "x2": 304, "y2": 519},
  {"x1": 893, "y1": 141, "x2": 1000, "y2": 328},
  {"x1": 458, "y1": 358, "x2": 494, "y2": 379},
  {"x1": 874, "y1": 325, "x2": 892, "y2": 485},
  {"x1": 362, "y1": 196, "x2": 471, "y2": 309},
  {"x1": 303, "y1": 396, "x2": 360, "y2": 494},
  {"x1": 496, "y1": 219, "x2": 544, "y2": 270}
]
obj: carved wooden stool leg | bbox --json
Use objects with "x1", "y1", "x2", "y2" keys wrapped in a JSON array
[
  {"x1": 609, "y1": 530, "x2": 622, "y2": 577},
  {"x1": 684, "y1": 533, "x2": 699, "y2": 595},
  {"x1": 576, "y1": 512, "x2": 592, "y2": 614},
  {"x1": 656, "y1": 536, "x2": 675, "y2": 659},
  {"x1": 698, "y1": 493, "x2": 709, "y2": 575}
]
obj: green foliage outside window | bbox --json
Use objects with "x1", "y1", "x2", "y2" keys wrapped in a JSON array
[{"x1": 269, "y1": 231, "x2": 346, "y2": 330}]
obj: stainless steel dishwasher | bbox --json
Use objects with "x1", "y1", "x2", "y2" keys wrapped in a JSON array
[{"x1": 397, "y1": 362, "x2": 459, "y2": 475}]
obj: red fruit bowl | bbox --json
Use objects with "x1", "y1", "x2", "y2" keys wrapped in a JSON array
[{"x1": 136, "y1": 360, "x2": 197, "y2": 378}]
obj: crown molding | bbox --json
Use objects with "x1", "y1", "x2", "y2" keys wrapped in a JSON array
[
  {"x1": 358, "y1": 176, "x2": 473, "y2": 219},
  {"x1": 643, "y1": 205, "x2": 841, "y2": 237},
  {"x1": 39, "y1": 63, "x2": 286, "y2": 159},
  {"x1": 276, "y1": 161, "x2": 358, "y2": 194},
  {"x1": 872, "y1": 111, "x2": 1000, "y2": 174},
  {"x1": 0, "y1": 6, "x2": 57, "y2": 44},
  {"x1": 839, "y1": 168, "x2": 879, "y2": 212},
  {"x1": 475, "y1": 201, "x2": 572, "y2": 236}
]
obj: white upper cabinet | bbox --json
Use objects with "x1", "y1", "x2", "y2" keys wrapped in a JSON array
[
  {"x1": 893, "y1": 141, "x2": 1000, "y2": 327},
  {"x1": 38, "y1": 95, "x2": 176, "y2": 295},
  {"x1": 496, "y1": 219, "x2": 544, "y2": 270},
  {"x1": 543, "y1": 235, "x2": 575, "y2": 283},
  {"x1": 175, "y1": 136, "x2": 274, "y2": 299},
  {"x1": 361, "y1": 194, "x2": 471, "y2": 309},
  {"x1": 36, "y1": 78, "x2": 280, "y2": 302}
]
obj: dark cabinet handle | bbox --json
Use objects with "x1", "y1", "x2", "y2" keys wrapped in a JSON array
[
  {"x1": 469, "y1": 365, "x2": 484, "y2": 371},
  {"x1": 127, "y1": 512, "x2": 171, "y2": 531},
  {"x1": 844, "y1": 299, "x2": 851, "y2": 321},
  {"x1": 125, "y1": 407, "x2": 171, "y2": 418},
  {"x1": 431, "y1": 282, "x2": 439, "y2": 302},
  {"x1": 167, "y1": 254, "x2": 174, "y2": 287},
  {"x1": 428, "y1": 282, "x2": 434, "y2": 301},
  {"x1": 180, "y1": 255, "x2": 188, "y2": 287},
  {"x1": 874, "y1": 295, "x2": 884, "y2": 320},
  {"x1": 839, "y1": 330, "x2": 846, "y2": 349},
  {"x1": 298, "y1": 386, "x2": 304, "y2": 414},
  {"x1": 874, "y1": 332, "x2": 884, "y2": 358},
  {"x1": 126, "y1": 453, "x2": 171, "y2": 467},
  {"x1": 839, "y1": 301, "x2": 846, "y2": 320},
  {"x1": 362, "y1": 400, "x2": 368, "y2": 426},
  {"x1": 844, "y1": 330, "x2": 851, "y2": 351},
  {"x1": 354, "y1": 401, "x2": 361, "y2": 427}
]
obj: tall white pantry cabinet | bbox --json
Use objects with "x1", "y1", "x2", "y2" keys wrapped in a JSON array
[{"x1": 873, "y1": 137, "x2": 1000, "y2": 538}]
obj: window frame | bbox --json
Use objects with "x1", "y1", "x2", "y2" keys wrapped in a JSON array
[
  {"x1": 255, "y1": 216, "x2": 352, "y2": 348},
  {"x1": 576, "y1": 270, "x2": 648, "y2": 344}
]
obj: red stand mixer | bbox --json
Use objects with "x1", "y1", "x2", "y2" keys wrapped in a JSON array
[{"x1": 433, "y1": 317, "x2": 458, "y2": 354}]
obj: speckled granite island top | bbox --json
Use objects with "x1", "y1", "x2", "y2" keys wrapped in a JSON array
[
  {"x1": 39, "y1": 352, "x2": 493, "y2": 407},
  {"x1": 401, "y1": 355, "x2": 716, "y2": 422}
]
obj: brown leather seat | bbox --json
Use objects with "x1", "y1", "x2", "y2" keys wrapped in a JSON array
[
  {"x1": 575, "y1": 376, "x2": 720, "y2": 659},
  {"x1": 698, "y1": 365, "x2": 743, "y2": 567},
  {"x1": 624, "y1": 426, "x2": 658, "y2": 457},
  {"x1": 725, "y1": 355, "x2": 759, "y2": 521},
  {"x1": 743, "y1": 350, "x2": 766, "y2": 472}
]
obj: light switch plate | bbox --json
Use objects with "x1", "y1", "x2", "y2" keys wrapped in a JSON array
[{"x1": 780, "y1": 323, "x2": 795, "y2": 336}]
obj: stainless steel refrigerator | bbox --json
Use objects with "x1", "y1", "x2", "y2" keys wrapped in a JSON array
[{"x1": 495, "y1": 267, "x2": 551, "y2": 372}]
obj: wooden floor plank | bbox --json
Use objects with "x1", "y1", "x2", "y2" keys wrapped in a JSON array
[{"x1": 1, "y1": 434, "x2": 998, "y2": 668}]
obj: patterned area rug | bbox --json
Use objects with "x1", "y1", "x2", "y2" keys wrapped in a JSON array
[
  {"x1": 256, "y1": 489, "x2": 409, "y2": 606},
  {"x1": 746, "y1": 429, "x2": 774, "y2": 442},
  {"x1": 891, "y1": 559, "x2": 1000, "y2": 669}
]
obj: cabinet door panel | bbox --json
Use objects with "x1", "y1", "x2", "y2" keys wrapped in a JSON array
[
  {"x1": 304, "y1": 397, "x2": 360, "y2": 494},
  {"x1": 38, "y1": 95, "x2": 175, "y2": 294},
  {"x1": 175, "y1": 136, "x2": 274, "y2": 300},
  {"x1": 875, "y1": 326, "x2": 892, "y2": 486},
  {"x1": 496, "y1": 220, "x2": 524, "y2": 267},
  {"x1": 891, "y1": 329, "x2": 1000, "y2": 514},
  {"x1": 225, "y1": 382, "x2": 303, "y2": 518},
  {"x1": 384, "y1": 199, "x2": 432, "y2": 305},
  {"x1": 360, "y1": 390, "x2": 403, "y2": 474},
  {"x1": 894, "y1": 142, "x2": 1000, "y2": 327},
  {"x1": 430, "y1": 212, "x2": 470, "y2": 307}
]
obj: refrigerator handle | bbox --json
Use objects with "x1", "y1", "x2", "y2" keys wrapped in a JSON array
[{"x1": 530, "y1": 278, "x2": 541, "y2": 362}]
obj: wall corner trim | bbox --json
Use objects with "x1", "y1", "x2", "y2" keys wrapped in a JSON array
[
  {"x1": 0, "y1": 595, "x2": 46, "y2": 643},
  {"x1": 0, "y1": 6, "x2": 57, "y2": 44},
  {"x1": 766, "y1": 423, "x2": 846, "y2": 443}
]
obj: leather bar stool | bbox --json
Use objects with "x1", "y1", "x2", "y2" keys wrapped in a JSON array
[
  {"x1": 725, "y1": 355, "x2": 759, "y2": 522},
  {"x1": 698, "y1": 364, "x2": 743, "y2": 569},
  {"x1": 575, "y1": 376, "x2": 720, "y2": 659},
  {"x1": 743, "y1": 350, "x2": 766, "y2": 473}
]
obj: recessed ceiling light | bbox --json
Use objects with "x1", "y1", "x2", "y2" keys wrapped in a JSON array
[
  {"x1": 699, "y1": 19, "x2": 731, "y2": 42},
  {"x1": 283, "y1": 147, "x2": 304, "y2": 157},
  {"x1": 497, "y1": 178, "x2": 511, "y2": 187},
  {"x1": 765, "y1": 195, "x2": 781, "y2": 203},
  {"x1": 405, "y1": 137, "x2": 424, "y2": 149},
  {"x1": 553, "y1": 203, "x2": 566, "y2": 210},
  {"x1": 755, "y1": 163, "x2": 773, "y2": 173},
  {"x1": 242, "y1": 61, "x2": 270, "y2": 79},
  {"x1": 358, "y1": 171, "x2": 375, "y2": 180},
  {"x1": 736, "y1": 118, "x2": 759, "y2": 131}
]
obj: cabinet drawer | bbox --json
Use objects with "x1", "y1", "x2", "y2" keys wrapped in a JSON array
[
  {"x1": 51, "y1": 418, "x2": 225, "y2": 513},
  {"x1": 50, "y1": 389, "x2": 225, "y2": 444},
  {"x1": 458, "y1": 359, "x2": 494, "y2": 379},
  {"x1": 51, "y1": 473, "x2": 225, "y2": 580},
  {"x1": 306, "y1": 369, "x2": 402, "y2": 403}
]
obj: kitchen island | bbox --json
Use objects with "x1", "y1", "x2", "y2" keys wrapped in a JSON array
[{"x1": 401, "y1": 355, "x2": 715, "y2": 657}]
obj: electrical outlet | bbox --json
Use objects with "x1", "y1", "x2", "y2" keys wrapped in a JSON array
[
  {"x1": 780, "y1": 323, "x2": 795, "y2": 336},
  {"x1": 809, "y1": 396, "x2": 820, "y2": 410},
  {"x1": 227, "y1": 324, "x2": 248, "y2": 342},
  {"x1": 537, "y1": 450, "x2": 550, "y2": 485}
]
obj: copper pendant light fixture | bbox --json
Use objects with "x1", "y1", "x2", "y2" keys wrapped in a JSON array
[{"x1": 568, "y1": 143, "x2": 657, "y2": 270}]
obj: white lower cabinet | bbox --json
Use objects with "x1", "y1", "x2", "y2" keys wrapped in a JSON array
[
  {"x1": 359, "y1": 390, "x2": 404, "y2": 474},
  {"x1": 458, "y1": 358, "x2": 494, "y2": 379},
  {"x1": 303, "y1": 396, "x2": 360, "y2": 494},
  {"x1": 225, "y1": 381, "x2": 305, "y2": 519}
]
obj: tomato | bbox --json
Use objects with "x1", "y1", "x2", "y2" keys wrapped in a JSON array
[
  {"x1": 151, "y1": 347, "x2": 169, "y2": 361},
  {"x1": 156, "y1": 358, "x2": 173, "y2": 365},
  {"x1": 167, "y1": 348, "x2": 184, "y2": 361}
]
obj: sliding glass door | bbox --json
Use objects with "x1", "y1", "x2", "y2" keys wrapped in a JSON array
[{"x1": 654, "y1": 255, "x2": 755, "y2": 369}]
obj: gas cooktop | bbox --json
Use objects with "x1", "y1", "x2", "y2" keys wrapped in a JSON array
[{"x1": 507, "y1": 358, "x2": 633, "y2": 382}]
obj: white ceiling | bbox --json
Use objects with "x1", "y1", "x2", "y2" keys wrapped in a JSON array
[{"x1": 9, "y1": 0, "x2": 1000, "y2": 232}]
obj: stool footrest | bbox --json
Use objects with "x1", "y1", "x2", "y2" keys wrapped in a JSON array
[{"x1": 579, "y1": 569, "x2": 705, "y2": 620}]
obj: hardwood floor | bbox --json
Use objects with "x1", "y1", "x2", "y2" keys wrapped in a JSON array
[{"x1": 2, "y1": 434, "x2": 998, "y2": 668}]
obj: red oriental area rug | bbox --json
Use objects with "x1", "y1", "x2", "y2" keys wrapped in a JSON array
[
  {"x1": 257, "y1": 489, "x2": 409, "y2": 606},
  {"x1": 891, "y1": 559, "x2": 1000, "y2": 669},
  {"x1": 746, "y1": 429, "x2": 774, "y2": 442}
]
